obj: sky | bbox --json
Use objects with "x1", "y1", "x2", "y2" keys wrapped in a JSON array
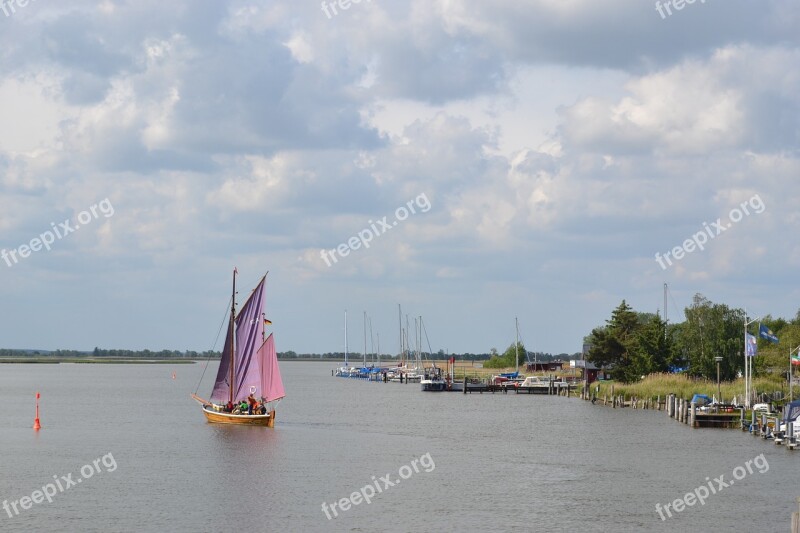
[{"x1": 0, "y1": 0, "x2": 798, "y2": 356}]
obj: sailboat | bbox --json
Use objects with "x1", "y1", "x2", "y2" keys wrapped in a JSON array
[
  {"x1": 191, "y1": 269, "x2": 285, "y2": 427},
  {"x1": 492, "y1": 318, "x2": 526, "y2": 385}
]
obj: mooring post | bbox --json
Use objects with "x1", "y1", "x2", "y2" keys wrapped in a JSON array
[
  {"x1": 690, "y1": 402, "x2": 697, "y2": 428},
  {"x1": 792, "y1": 496, "x2": 800, "y2": 533}
]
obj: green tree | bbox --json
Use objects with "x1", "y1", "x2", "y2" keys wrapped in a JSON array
[
  {"x1": 483, "y1": 342, "x2": 526, "y2": 369},
  {"x1": 587, "y1": 300, "x2": 638, "y2": 381},
  {"x1": 678, "y1": 294, "x2": 744, "y2": 380},
  {"x1": 587, "y1": 301, "x2": 674, "y2": 382}
]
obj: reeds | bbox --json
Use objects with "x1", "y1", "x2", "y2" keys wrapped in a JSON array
[{"x1": 589, "y1": 372, "x2": 787, "y2": 402}]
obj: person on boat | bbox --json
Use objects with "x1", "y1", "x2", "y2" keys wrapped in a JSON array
[
  {"x1": 247, "y1": 394, "x2": 257, "y2": 415},
  {"x1": 225, "y1": 401, "x2": 233, "y2": 412},
  {"x1": 238, "y1": 400, "x2": 247, "y2": 413}
]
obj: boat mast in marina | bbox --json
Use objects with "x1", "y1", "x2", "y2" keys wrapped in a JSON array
[
  {"x1": 398, "y1": 304, "x2": 403, "y2": 366},
  {"x1": 515, "y1": 317, "x2": 520, "y2": 375},
  {"x1": 363, "y1": 311, "x2": 367, "y2": 367}
]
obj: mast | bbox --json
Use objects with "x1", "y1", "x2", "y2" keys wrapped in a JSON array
[
  {"x1": 363, "y1": 311, "x2": 367, "y2": 367},
  {"x1": 515, "y1": 317, "x2": 519, "y2": 375},
  {"x1": 664, "y1": 283, "x2": 668, "y2": 340},
  {"x1": 405, "y1": 315, "x2": 410, "y2": 367},
  {"x1": 229, "y1": 269, "x2": 237, "y2": 405},
  {"x1": 398, "y1": 304, "x2": 402, "y2": 365},
  {"x1": 344, "y1": 310, "x2": 348, "y2": 368},
  {"x1": 369, "y1": 317, "x2": 375, "y2": 365}
]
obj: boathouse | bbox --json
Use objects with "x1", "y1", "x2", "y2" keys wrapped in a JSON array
[
  {"x1": 570, "y1": 360, "x2": 609, "y2": 384},
  {"x1": 526, "y1": 360, "x2": 564, "y2": 372}
]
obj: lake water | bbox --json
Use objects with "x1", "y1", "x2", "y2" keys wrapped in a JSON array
[{"x1": 0, "y1": 361, "x2": 796, "y2": 532}]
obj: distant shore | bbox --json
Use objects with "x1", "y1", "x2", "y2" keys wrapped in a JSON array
[{"x1": 0, "y1": 357, "x2": 200, "y2": 364}]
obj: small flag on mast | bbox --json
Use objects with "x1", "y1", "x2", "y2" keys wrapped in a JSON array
[{"x1": 792, "y1": 353, "x2": 800, "y2": 366}]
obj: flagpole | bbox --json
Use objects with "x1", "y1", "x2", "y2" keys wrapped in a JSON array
[
  {"x1": 744, "y1": 311, "x2": 760, "y2": 409},
  {"x1": 791, "y1": 344, "x2": 799, "y2": 402}
]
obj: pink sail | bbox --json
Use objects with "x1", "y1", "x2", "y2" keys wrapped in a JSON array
[
  {"x1": 209, "y1": 275, "x2": 267, "y2": 403},
  {"x1": 233, "y1": 277, "x2": 266, "y2": 402},
  {"x1": 210, "y1": 324, "x2": 233, "y2": 403},
  {"x1": 259, "y1": 333, "x2": 285, "y2": 403}
]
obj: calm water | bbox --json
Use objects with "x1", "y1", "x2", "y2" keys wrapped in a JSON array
[{"x1": 0, "y1": 361, "x2": 796, "y2": 532}]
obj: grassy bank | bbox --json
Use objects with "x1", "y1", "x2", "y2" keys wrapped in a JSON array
[{"x1": 589, "y1": 373, "x2": 788, "y2": 402}]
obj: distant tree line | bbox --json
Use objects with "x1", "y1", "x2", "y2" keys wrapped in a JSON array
[
  {"x1": 2, "y1": 347, "x2": 582, "y2": 362},
  {"x1": 0, "y1": 348, "x2": 221, "y2": 358},
  {"x1": 276, "y1": 349, "x2": 582, "y2": 362}
]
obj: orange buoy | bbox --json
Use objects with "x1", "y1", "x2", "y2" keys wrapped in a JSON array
[{"x1": 33, "y1": 392, "x2": 41, "y2": 430}]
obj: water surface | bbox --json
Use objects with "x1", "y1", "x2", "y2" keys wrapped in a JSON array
[{"x1": 0, "y1": 362, "x2": 795, "y2": 532}]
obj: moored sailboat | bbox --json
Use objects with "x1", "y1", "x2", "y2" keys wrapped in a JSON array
[{"x1": 191, "y1": 269, "x2": 285, "y2": 427}]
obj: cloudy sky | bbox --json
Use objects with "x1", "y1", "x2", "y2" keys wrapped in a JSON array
[{"x1": 1, "y1": 0, "x2": 798, "y2": 356}]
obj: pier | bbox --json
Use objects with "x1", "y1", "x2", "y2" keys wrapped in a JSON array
[{"x1": 462, "y1": 377, "x2": 575, "y2": 395}]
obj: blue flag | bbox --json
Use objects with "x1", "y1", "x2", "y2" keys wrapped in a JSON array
[
  {"x1": 745, "y1": 333, "x2": 758, "y2": 356},
  {"x1": 759, "y1": 324, "x2": 779, "y2": 344}
]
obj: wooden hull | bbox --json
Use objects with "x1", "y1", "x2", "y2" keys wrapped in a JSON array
[{"x1": 201, "y1": 406, "x2": 276, "y2": 427}]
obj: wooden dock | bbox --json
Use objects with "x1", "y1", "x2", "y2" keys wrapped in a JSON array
[{"x1": 463, "y1": 379, "x2": 574, "y2": 395}]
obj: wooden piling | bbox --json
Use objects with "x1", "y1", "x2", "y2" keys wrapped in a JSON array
[
  {"x1": 690, "y1": 402, "x2": 696, "y2": 427},
  {"x1": 792, "y1": 496, "x2": 800, "y2": 533}
]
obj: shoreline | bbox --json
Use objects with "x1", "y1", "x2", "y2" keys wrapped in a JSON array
[{"x1": 0, "y1": 358, "x2": 200, "y2": 364}]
